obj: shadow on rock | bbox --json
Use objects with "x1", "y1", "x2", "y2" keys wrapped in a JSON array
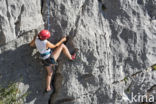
[{"x1": 0, "y1": 43, "x2": 51, "y2": 104}]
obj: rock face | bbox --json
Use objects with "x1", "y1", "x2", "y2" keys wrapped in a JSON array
[
  {"x1": 0, "y1": 0, "x2": 43, "y2": 45},
  {"x1": 0, "y1": 0, "x2": 156, "y2": 104}
]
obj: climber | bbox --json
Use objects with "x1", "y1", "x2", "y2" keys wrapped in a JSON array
[{"x1": 29, "y1": 30, "x2": 77, "y2": 92}]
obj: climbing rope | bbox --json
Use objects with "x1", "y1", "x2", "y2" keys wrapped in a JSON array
[{"x1": 47, "y1": 0, "x2": 50, "y2": 31}]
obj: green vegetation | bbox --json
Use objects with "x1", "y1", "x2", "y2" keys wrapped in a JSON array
[
  {"x1": 120, "y1": 76, "x2": 128, "y2": 84},
  {"x1": 102, "y1": 4, "x2": 107, "y2": 11},
  {"x1": 151, "y1": 64, "x2": 156, "y2": 71},
  {"x1": 0, "y1": 83, "x2": 29, "y2": 104},
  {"x1": 125, "y1": 87, "x2": 130, "y2": 93}
]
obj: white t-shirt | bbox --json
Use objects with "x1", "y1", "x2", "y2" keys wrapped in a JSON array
[{"x1": 35, "y1": 38, "x2": 51, "y2": 60}]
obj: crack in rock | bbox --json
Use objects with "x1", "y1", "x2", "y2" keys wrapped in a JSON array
[
  {"x1": 112, "y1": 64, "x2": 156, "y2": 84},
  {"x1": 55, "y1": 97, "x2": 75, "y2": 104}
]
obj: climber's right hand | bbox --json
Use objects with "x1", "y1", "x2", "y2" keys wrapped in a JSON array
[{"x1": 61, "y1": 37, "x2": 67, "y2": 42}]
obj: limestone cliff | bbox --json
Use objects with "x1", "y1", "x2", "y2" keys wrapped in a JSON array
[{"x1": 0, "y1": 0, "x2": 156, "y2": 104}]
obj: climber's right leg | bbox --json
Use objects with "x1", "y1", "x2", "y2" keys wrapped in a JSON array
[
  {"x1": 52, "y1": 44, "x2": 72, "y2": 61},
  {"x1": 45, "y1": 65, "x2": 53, "y2": 91}
]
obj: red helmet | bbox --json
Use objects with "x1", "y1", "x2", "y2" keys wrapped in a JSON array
[{"x1": 38, "y1": 30, "x2": 51, "y2": 40}]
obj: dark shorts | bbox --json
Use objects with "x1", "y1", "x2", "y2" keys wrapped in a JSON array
[{"x1": 42, "y1": 55, "x2": 56, "y2": 67}]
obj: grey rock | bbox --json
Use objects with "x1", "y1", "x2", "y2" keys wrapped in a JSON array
[
  {"x1": 0, "y1": 0, "x2": 43, "y2": 45},
  {"x1": 42, "y1": 0, "x2": 156, "y2": 104},
  {"x1": 0, "y1": 0, "x2": 156, "y2": 104}
]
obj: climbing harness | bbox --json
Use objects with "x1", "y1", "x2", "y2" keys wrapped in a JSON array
[{"x1": 40, "y1": 50, "x2": 52, "y2": 57}]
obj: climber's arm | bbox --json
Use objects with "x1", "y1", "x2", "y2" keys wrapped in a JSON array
[
  {"x1": 29, "y1": 34, "x2": 38, "y2": 47},
  {"x1": 46, "y1": 37, "x2": 66, "y2": 49}
]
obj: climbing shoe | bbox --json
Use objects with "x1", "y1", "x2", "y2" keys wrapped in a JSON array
[
  {"x1": 44, "y1": 84, "x2": 54, "y2": 94},
  {"x1": 71, "y1": 48, "x2": 78, "y2": 61},
  {"x1": 44, "y1": 88, "x2": 54, "y2": 95},
  {"x1": 72, "y1": 53, "x2": 76, "y2": 60}
]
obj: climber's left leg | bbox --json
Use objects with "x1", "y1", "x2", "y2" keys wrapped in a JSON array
[{"x1": 45, "y1": 65, "x2": 53, "y2": 91}]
